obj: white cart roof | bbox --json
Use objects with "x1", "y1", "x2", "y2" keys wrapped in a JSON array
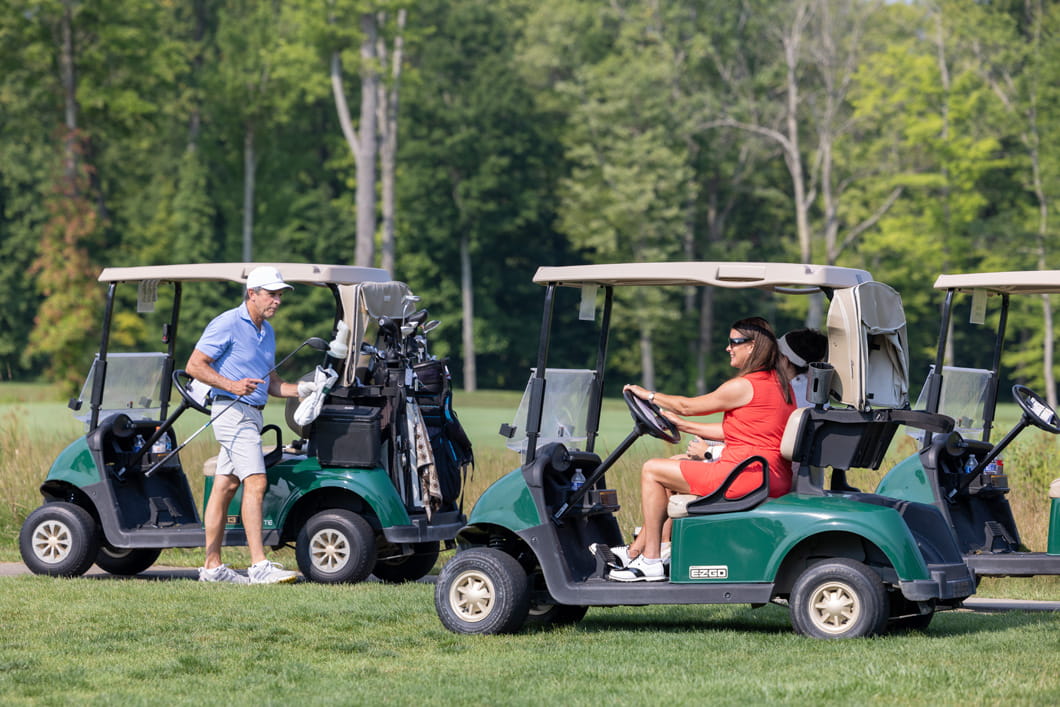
[
  {"x1": 533, "y1": 262, "x2": 873, "y2": 292},
  {"x1": 933, "y1": 271, "x2": 1060, "y2": 295},
  {"x1": 98, "y1": 262, "x2": 390, "y2": 286}
]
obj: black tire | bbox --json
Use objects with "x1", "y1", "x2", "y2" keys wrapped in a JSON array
[
  {"x1": 527, "y1": 601, "x2": 589, "y2": 627},
  {"x1": 435, "y1": 548, "x2": 531, "y2": 635},
  {"x1": 94, "y1": 545, "x2": 163, "y2": 576},
  {"x1": 789, "y1": 558, "x2": 889, "y2": 639},
  {"x1": 295, "y1": 509, "x2": 376, "y2": 584},
  {"x1": 373, "y1": 542, "x2": 440, "y2": 583},
  {"x1": 886, "y1": 592, "x2": 935, "y2": 633},
  {"x1": 19, "y1": 503, "x2": 100, "y2": 577},
  {"x1": 888, "y1": 612, "x2": 935, "y2": 633}
]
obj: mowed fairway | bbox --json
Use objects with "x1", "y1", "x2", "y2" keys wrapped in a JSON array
[{"x1": 2, "y1": 575, "x2": 1060, "y2": 705}]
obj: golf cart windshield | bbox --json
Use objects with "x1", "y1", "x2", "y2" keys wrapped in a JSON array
[
  {"x1": 505, "y1": 369, "x2": 596, "y2": 455},
  {"x1": 74, "y1": 353, "x2": 167, "y2": 426},
  {"x1": 913, "y1": 366, "x2": 993, "y2": 440}
]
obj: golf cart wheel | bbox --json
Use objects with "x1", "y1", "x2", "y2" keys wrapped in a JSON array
[
  {"x1": 95, "y1": 545, "x2": 162, "y2": 576},
  {"x1": 435, "y1": 548, "x2": 530, "y2": 635},
  {"x1": 790, "y1": 559, "x2": 889, "y2": 639},
  {"x1": 295, "y1": 509, "x2": 376, "y2": 584},
  {"x1": 19, "y1": 503, "x2": 100, "y2": 577},
  {"x1": 527, "y1": 601, "x2": 589, "y2": 627},
  {"x1": 886, "y1": 593, "x2": 935, "y2": 633},
  {"x1": 373, "y1": 541, "x2": 440, "y2": 584}
]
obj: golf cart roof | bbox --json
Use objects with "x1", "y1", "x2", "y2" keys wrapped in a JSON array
[
  {"x1": 532, "y1": 262, "x2": 872, "y2": 293},
  {"x1": 97, "y1": 262, "x2": 391, "y2": 286},
  {"x1": 933, "y1": 271, "x2": 1060, "y2": 295}
]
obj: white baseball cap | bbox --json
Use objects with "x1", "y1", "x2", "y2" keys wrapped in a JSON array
[{"x1": 245, "y1": 266, "x2": 293, "y2": 292}]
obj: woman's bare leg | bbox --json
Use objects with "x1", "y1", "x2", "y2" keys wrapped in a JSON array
[{"x1": 631, "y1": 458, "x2": 690, "y2": 560}]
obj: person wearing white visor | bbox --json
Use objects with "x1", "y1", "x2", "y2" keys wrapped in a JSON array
[{"x1": 186, "y1": 265, "x2": 320, "y2": 584}]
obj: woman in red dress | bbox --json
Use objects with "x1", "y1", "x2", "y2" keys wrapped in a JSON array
[{"x1": 609, "y1": 317, "x2": 795, "y2": 582}]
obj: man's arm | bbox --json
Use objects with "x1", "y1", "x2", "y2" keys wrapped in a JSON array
[{"x1": 186, "y1": 349, "x2": 264, "y2": 397}]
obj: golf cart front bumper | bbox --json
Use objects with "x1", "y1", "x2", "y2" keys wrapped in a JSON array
[
  {"x1": 382, "y1": 509, "x2": 465, "y2": 543},
  {"x1": 900, "y1": 561, "x2": 976, "y2": 602}
]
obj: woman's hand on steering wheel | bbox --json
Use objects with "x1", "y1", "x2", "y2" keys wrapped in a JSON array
[{"x1": 622, "y1": 387, "x2": 680, "y2": 444}]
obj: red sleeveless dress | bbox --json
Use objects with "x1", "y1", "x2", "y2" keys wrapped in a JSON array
[{"x1": 679, "y1": 370, "x2": 795, "y2": 498}]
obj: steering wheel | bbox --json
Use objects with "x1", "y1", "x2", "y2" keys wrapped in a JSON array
[
  {"x1": 1013, "y1": 384, "x2": 1060, "y2": 434},
  {"x1": 172, "y1": 369, "x2": 212, "y2": 416},
  {"x1": 623, "y1": 388, "x2": 680, "y2": 444}
]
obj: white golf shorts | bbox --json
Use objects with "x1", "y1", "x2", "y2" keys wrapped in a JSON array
[{"x1": 210, "y1": 401, "x2": 266, "y2": 481}]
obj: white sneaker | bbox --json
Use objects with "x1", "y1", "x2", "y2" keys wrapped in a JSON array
[
  {"x1": 198, "y1": 564, "x2": 250, "y2": 584},
  {"x1": 247, "y1": 560, "x2": 299, "y2": 585},
  {"x1": 607, "y1": 555, "x2": 667, "y2": 582},
  {"x1": 610, "y1": 542, "x2": 670, "y2": 567}
]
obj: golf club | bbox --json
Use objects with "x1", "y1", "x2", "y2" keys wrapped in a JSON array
[{"x1": 141, "y1": 336, "x2": 330, "y2": 476}]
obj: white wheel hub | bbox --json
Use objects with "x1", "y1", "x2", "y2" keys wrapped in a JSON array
[
  {"x1": 449, "y1": 569, "x2": 496, "y2": 623},
  {"x1": 308, "y1": 528, "x2": 351, "y2": 573},
  {"x1": 32, "y1": 520, "x2": 73, "y2": 564},
  {"x1": 808, "y1": 580, "x2": 860, "y2": 634}
]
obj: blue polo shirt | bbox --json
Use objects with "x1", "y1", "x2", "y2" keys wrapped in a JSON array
[{"x1": 195, "y1": 302, "x2": 275, "y2": 408}]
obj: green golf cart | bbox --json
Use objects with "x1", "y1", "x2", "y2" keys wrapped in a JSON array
[
  {"x1": 877, "y1": 270, "x2": 1060, "y2": 577},
  {"x1": 19, "y1": 262, "x2": 470, "y2": 583},
  {"x1": 434, "y1": 261, "x2": 975, "y2": 639}
]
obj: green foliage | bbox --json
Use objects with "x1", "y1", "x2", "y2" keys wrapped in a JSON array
[{"x1": 1, "y1": 0, "x2": 1060, "y2": 400}]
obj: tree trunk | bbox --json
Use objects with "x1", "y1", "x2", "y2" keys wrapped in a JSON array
[
  {"x1": 640, "y1": 324, "x2": 655, "y2": 393},
  {"x1": 377, "y1": 9, "x2": 405, "y2": 277},
  {"x1": 460, "y1": 232, "x2": 476, "y2": 392},
  {"x1": 355, "y1": 13, "x2": 379, "y2": 268},
  {"x1": 242, "y1": 125, "x2": 255, "y2": 261},
  {"x1": 59, "y1": 0, "x2": 78, "y2": 179}
]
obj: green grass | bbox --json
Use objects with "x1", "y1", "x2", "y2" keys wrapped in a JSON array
[{"x1": 1, "y1": 576, "x2": 1059, "y2": 705}]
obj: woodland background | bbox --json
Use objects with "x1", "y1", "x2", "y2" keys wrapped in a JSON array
[{"x1": 2, "y1": 0, "x2": 1059, "y2": 402}]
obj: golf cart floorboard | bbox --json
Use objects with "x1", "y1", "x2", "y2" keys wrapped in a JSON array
[
  {"x1": 105, "y1": 524, "x2": 253, "y2": 549},
  {"x1": 966, "y1": 552, "x2": 1060, "y2": 577},
  {"x1": 549, "y1": 577, "x2": 775, "y2": 606}
]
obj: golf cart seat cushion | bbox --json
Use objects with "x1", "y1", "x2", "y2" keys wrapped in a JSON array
[
  {"x1": 1051, "y1": 478, "x2": 1060, "y2": 499},
  {"x1": 668, "y1": 494, "x2": 699, "y2": 518},
  {"x1": 780, "y1": 407, "x2": 809, "y2": 463}
]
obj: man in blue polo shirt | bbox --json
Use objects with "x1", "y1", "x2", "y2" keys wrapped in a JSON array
[{"x1": 187, "y1": 265, "x2": 316, "y2": 584}]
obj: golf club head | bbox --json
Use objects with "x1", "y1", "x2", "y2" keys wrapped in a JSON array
[
  {"x1": 423, "y1": 320, "x2": 440, "y2": 333},
  {"x1": 378, "y1": 316, "x2": 401, "y2": 338},
  {"x1": 305, "y1": 337, "x2": 330, "y2": 351}
]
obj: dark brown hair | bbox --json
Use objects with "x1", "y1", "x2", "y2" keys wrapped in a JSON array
[{"x1": 731, "y1": 317, "x2": 793, "y2": 405}]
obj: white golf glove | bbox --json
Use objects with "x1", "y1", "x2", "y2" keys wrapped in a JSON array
[
  {"x1": 294, "y1": 366, "x2": 339, "y2": 426},
  {"x1": 297, "y1": 380, "x2": 319, "y2": 398}
]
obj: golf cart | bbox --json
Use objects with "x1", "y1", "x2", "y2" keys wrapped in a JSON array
[
  {"x1": 19, "y1": 263, "x2": 471, "y2": 583},
  {"x1": 434, "y1": 262, "x2": 975, "y2": 639},
  {"x1": 877, "y1": 270, "x2": 1060, "y2": 577}
]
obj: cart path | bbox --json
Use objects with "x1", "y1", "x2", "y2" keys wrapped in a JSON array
[{"x1": 2, "y1": 562, "x2": 1059, "y2": 610}]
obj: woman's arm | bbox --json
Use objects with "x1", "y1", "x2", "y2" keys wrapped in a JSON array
[
  {"x1": 625, "y1": 377, "x2": 752, "y2": 417},
  {"x1": 662, "y1": 415, "x2": 723, "y2": 440}
]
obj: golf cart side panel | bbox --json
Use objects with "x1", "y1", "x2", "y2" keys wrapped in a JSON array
[
  {"x1": 670, "y1": 495, "x2": 933, "y2": 584},
  {"x1": 465, "y1": 468, "x2": 541, "y2": 532},
  {"x1": 876, "y1": 454, "x2": 938, "y2": 505},
  {"x1": 516, "y1": 523, "x2": 776, "y2": 606},
  {"x1": 42, "y1": 438, "x2": 101, "y2": 488},
  {"x1": 266, "y1": 463, "x2": 413, "y2": 528}
]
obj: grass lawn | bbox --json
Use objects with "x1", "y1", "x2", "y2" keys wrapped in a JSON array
[{"x1": 1, "y1": 575, "x2": 1060, "y2": 705}]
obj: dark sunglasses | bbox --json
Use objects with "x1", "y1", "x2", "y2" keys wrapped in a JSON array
[{"x1": 728, "y1": 336, "x2": 753, "y2": 347}]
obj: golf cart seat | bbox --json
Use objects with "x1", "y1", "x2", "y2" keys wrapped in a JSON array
[
  {"x1": 202, "y1": 424, "x2": 285, "y2": 476},
  {"x1": 667, "y1": 455, "x2": 772, "y2": 518}
]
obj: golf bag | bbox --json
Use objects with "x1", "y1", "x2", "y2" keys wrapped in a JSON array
[{"x1": 413, "y1": 360, "x2": 473, "y2": 509}]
